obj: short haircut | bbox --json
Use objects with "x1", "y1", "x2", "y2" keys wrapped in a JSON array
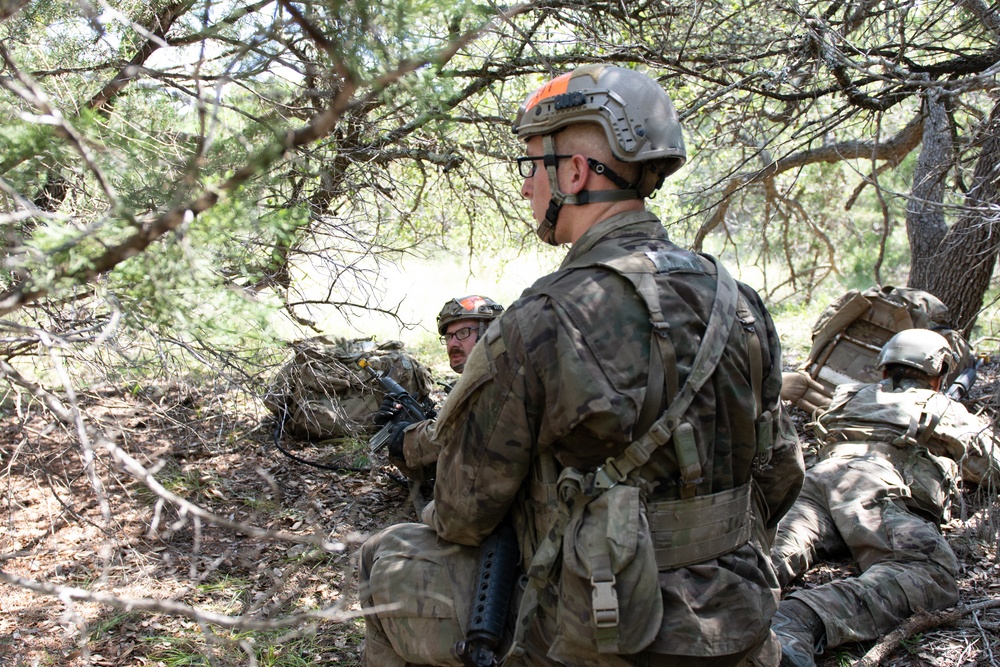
[
  {"x1": 555, "y1": 123, "x2": 641, "y2": 185},
  {"x1": 884, "y1": 363, "x2": 936, "y2": 387}
]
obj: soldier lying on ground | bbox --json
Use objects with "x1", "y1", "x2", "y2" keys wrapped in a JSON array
[{"x1": 771, "y1": 328, "x2": 1000, "y2": 667}]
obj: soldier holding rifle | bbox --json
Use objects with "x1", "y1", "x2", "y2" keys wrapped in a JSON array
[{"x1": 359, "y1": 64, "x2": 803, "y2": 667}]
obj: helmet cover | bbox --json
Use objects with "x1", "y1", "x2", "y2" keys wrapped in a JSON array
[
  {"x1": 437, "y1": 295, "x2": 505, "y2": 335},
  {"x1": 876, "y1": 329, "x2": 957, "y2": 377},
  {"x1": 512, "y1": 64, "x2": 686, "y2": 191}
]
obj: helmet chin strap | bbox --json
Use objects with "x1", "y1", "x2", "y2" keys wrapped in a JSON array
[
  {"x1": 535, "y1": 135, "x2": 566, "y2": 245},
  {"x1": 534, "y1": 134, "x2": 643, "y2": 246}
]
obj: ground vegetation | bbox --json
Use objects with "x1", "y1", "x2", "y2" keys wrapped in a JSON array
[
  {"x1": 1, "y1": 345, "x2": 998, "y2": 666},
  {"x1": 1, "y1": 0, "x2": 999, "y2": 664}
]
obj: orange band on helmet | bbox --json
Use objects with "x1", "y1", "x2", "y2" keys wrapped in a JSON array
[
  {"x1": 524, "y1": 72, "x2": 572, "y2": 111},
  {"x1": 458, "y1": 296, "x2": 487, "y2": 311}
]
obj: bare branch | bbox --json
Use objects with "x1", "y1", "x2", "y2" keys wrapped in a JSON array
[
  {"x1": 959, "y1": 0, "x2": 1000, "y2": 38},
  {"x1": 853, "y1": 599, "x2": 1000, "y2": 667},
  {"x1": 86, "y1": 1, "x2": 196, "y2": 112},
  {"x1": 0, "y1": 568, "x2": 358, "y2": 630}
]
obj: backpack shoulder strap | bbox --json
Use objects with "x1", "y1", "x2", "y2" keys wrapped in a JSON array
[
  {"x1": 590, "y1": 253, "x2": 740, "y2": 495},
  {"x1": 506, "y1": 253, "x2": 742, "y2": 664}
]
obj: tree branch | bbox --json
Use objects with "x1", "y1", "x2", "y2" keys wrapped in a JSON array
[
  {"x1": 0, "y1": 568, "x2": 359, "y2": 630},
  {"x1": 959, "y1": 0, "x2": 1000, "y2": 38},
  {"x1": 694, "y1": 113, "x2": 924, "y2": 249},
  {"x1": 86, "y1": 1, "x2": 196, "y2": 113},
  {"x1": 853, "y1": 599, "x2": 1000, "y2": 667}
]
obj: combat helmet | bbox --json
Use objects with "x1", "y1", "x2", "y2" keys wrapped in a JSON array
[
  {"x1": 512, "y1": 64, "x2": 686, "y2": 244},
  {"x1": 437, "y1": 295, "x2": 504, "y2": 336},
  {"x1": 876, "y1": 329, "x2": 956, "y2": 377}
]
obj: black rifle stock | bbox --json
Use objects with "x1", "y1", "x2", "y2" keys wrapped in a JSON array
[
  {"x1": 454, "y1": 522, "x2": 520, "y2": 667},
  {"x1": 358, "y1": 358, "x2": 428, "y2": 452},
  {"x1": 946, "y1": 360, "x2": 980, "y2": 401}
]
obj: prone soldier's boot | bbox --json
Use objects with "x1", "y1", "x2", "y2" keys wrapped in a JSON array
[{"x1": 772, "y1": 599, "x2": 826, "y2": 667}]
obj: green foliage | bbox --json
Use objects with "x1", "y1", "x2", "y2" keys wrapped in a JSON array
[
  {"x1": 829, "y1": 647, "x2": 861, "y2": 667},
  {"x1": 109, "y1": 247, "x2": 278, "y2": 345},
  {"x1": 899, "y1": 633, "x2": 924, "y2": 654},
  {"x1": 841, "y1": 229, "x2": 911, "y2": 290},
  {"x1": 196, "y1": 576, "x2": 252, "y2": 612},
  {"x1": 769, "y1": 298, "x2": 829, "y2": 365},
  {"x1": 0, "y1": 0, "x2": 993, "y2": 407},
  {"x1": 969, "y1": 284, "x2": 1000, "y2": 350},
  {"x1": 0, "y1": 123, "x2": 58, "y2": 173}
]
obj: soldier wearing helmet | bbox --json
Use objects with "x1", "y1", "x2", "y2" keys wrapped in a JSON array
[
  {"x1": 437, "y1": 294, "x2": 505, "y2": 373},
  {"x1": 374, "y1": 295, "x2": 504, "y2": 490},
  {"x1": 875, "y1": 327, "x2": 956, "y2": 381},
  {"x1": 359, "y1": 65, "x2": 804, "y2": 667},
  {"x1": 511, "y1": 64, "x2": 686, "y2": 245},
  {"x1": 771, "y1": 329, "x2": 1000, "y2": 667}
]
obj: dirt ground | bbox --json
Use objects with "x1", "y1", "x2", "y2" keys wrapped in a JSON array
[{"x1": 1, "y1": 364, "x2": 998, "y2": 666}]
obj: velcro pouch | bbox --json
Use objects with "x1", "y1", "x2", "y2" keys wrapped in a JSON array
[{"x1": 550, "y1": 483, "x2": 663, "y2": 663}]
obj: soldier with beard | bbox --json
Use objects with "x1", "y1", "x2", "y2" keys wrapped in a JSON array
[{"x1": 375, "y1": 295, "x2": 504, "y2": 484}]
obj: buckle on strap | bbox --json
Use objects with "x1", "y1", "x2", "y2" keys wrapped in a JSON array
[
  {"x1": 591, "y1": 575, "x2": 620, "y2": 628},
  {"x1": 591, "y1": 457, "x2": 626, "y2": 491},
  {"x1": 647, "y1": 419, "x2": 672, "y2": 446}
]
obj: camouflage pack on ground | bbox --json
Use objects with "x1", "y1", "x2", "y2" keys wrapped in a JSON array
[
  {"x1": 781, "y1": 285, "x2": 974, "y2": 414},
  {"x1": 266, "y1": 337, "x2": 433, "y2": 439}
]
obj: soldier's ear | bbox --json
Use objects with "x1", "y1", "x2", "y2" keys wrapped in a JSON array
[{"x1": 563, "y1": 154, "x2": 590, "y2": 194}]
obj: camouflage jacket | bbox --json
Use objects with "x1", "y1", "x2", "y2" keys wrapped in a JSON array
[
  {"x1": 423, "y1": 210, "x2": 804, "y2": 657},
  {"x1": 816, "y1": 380, "x2": 1000, "y2": 489},
  {"x1": 391, "y1": 419, "x2": 440, "y2": 480}
]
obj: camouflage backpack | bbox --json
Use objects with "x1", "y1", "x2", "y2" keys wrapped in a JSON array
[
  {"x1": 781, "y1": 285, "x2": 974, "y2": 414},
  {"x1": 266, "y1": 337, "x2": 433, "y2": 439}
]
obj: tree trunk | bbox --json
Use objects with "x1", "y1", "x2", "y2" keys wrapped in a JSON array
[
  {"x1": 910, "y1": 98, "x2": 1000, "y2": 333},
  {"x1": 906, "y1": 89, "x2": 951, "y2": 288}
]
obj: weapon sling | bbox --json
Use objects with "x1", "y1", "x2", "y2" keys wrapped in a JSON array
[{"x1": 505, "y1": 252, "x2": 743, "y2": 662}]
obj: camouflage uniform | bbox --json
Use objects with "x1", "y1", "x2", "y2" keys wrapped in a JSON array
[
  {"x1": 379, "y1": 420, "x2": 441, "y2": 513},
  {"x1": 392, "y1": 419, "x2": 440, "y2": 481},
  {"x1": 384, "y1": 296, "x2": 503, "y2": 488},
  {"x1": 359, "y1": 211, "x2": 804, "y2": 666},
  {"x1": 771, "y1": 378, "x2": 1000, "y2": 649}
]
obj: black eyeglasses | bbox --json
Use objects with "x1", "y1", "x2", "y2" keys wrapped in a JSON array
[
  {"x1": 515, "y1": 154, "x2": 573, "y2": 179},
  {"x1": 440, "y1": 326, "x2": 476, "y2": 344}
]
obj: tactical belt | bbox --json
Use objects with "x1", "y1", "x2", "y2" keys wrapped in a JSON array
[
  {"x1": 819, "y1": 440, "x2": 902, "y2": 463},
  {"x1": 509, "y1": 246, "x2": 744, "y2": 662},
  {"x1": 647, "y1": 482, "x2": 753, "y2": 570}
]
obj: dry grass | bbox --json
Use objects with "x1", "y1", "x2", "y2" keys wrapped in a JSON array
[
  {"x1": 0, "y1": 363, "x2": 997, "y2": 666},
  {"x1": 0, "y1": 384, "x2": 413, "y2": 666}
]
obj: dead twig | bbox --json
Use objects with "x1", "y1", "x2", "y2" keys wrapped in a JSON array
[
  {"x1": 853, "y1": 598, "x2": 1000, "y2": 667},
  {"x1": 0, "y1": 568, "x2": 357, "y2": 630}
]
